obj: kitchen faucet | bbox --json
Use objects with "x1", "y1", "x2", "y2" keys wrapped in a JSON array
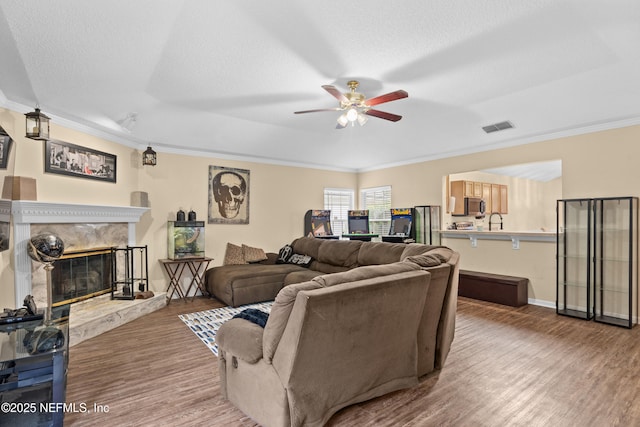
[{"x1": 488, "y1": 212, "x2": 503, "y2": 231}]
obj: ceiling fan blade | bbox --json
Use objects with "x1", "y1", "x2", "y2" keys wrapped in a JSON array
[
  {"x1": 322, "y1": 85, "x2": 348, "y2": 103},
  {"x1": 294, "y1": 108, "x2": 343, "y2": 114},
  {"x1": 365, "y1": 109, "x2": 403, "y2": 122},
  {"x1": 365, "y1": 90, "x2": 408, "y2": 107}
]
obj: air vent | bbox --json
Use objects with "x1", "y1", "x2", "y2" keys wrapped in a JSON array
[{"x1": 482, "y1": 121, "x2": 514, "y2": 134}]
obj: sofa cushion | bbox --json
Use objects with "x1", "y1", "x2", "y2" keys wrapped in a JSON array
[
  {"x1": 403, "y1": 253, "x2": 444, "y2": 267},
  {"x1": 224, "y1": 243, "x2": 247, "y2": 265},
  {"x1": 283, "y1": 270, "x2": 324, "y2": 286},
  {"x1": 423, "y1": 246, "x2": 454, "y2": 264},
  {"x1": 312, "y1": 261, "x2": 421, "y2": 287},
  {"x1": 205, "y1": 264, "x2": 305, "y2": 307},
  {"x1": 400, "y1": 244, "x2": 450, "y2": 260},
  {"x1": 357, "y1": 241, "x2": 407, "y2": 265},
  {"x1": 308, "y1": 261, "x2": 350, "y2": 274},
  {"x1": 263, "y1": 281, "x2": 323, "y2": 363},
  {"x1": 317, "y1": 239, "x2": 362, "y2": 268},
  {"x1": 216, "y1": 318, "x2": 264, "y2": 363},
  {"x1": 291, "y1": 236, "x2": 323, "y2": 260},
  {"x1": 242, "y1": 244, "x2": 268, "y2": 263}
]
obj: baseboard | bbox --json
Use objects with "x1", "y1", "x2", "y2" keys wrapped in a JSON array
[{"x1": 527, "y1": 298, "x2": 555, "y2": 309}]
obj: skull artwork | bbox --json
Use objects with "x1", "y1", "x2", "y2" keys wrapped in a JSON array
[{"x1": 212, "y1": 171, "x2": 247, "y2": 219}]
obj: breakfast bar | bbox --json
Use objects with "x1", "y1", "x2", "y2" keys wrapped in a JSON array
[{"x1": 441, "y1": 230, "x2": 557, "y2": 307}]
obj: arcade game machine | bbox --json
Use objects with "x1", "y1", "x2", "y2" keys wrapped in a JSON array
[
  {"x1": 304, "y1": 210, "x2": 339, "y2": 239},
  {"x1": 382, "y1": 208, "x2": 415, "y2": 243},
  {"x1": 414, "y1": 205, "x2": 442, "y2": 245},
  {"x1": 343, "y1": 210, "x2": 379, "y2": 241}
]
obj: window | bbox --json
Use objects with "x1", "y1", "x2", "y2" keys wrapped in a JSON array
[
  {"x1": 361, "y1": 186, "x2": 392, "y2": 235},
  {"x1": 323, "y1": 188, "x2": 354, "y2": 236}
]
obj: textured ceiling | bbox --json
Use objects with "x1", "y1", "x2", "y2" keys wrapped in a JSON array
[{"x1": 0, "y1": 0, "x2": 639, "y2": 172}]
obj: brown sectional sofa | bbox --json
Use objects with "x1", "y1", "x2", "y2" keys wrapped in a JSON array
[
  {"x1": 207, "y1": 237, "x2": 461, "y2": 427},
  {"x1": 205, "y1": 236, "x2": 456, "y2": 307}
]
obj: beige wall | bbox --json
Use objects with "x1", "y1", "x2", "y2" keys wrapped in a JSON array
[
  {"x1": 137, "y1": 152, "x2": 355, "y2": 290},
  {"x1": 360, "y1": 125, "x2": 640, "y2": 305},
  {"x1": 359, "y1": 125, "x2": 640, "y2": 200},
  {"x1": 1, "y1": 103, "x2": 639, "y2": 308},
  {"x1": 0, "y1": 108, "x2": 356, "y2": 303}
]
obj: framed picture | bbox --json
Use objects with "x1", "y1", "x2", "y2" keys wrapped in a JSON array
[
  {"x1": 0, "y1": 134, "x2": 12, "y2": 169},
  {"x1": 208, "y1": 165, "x2": 250, "y2": 224},
  {"x1": 45, "y1": 139, "x2": 116, "y2": 183}
]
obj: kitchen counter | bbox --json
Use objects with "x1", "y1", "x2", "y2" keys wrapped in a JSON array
[
  {"x1": 440, "y1": 229, "x2": 557, "y2": 306},
  {"x1": 441, "y1": 229, "x2": 556, "y2": 248}
]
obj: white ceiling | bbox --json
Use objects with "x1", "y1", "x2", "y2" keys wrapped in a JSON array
[{"x1": 1, "y1": 0, "x2": 639, "y2": 172}]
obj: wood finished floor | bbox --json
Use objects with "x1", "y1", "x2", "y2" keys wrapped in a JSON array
[{"x1": 65, "y1": 297, "x2": 640, "y2": 426}]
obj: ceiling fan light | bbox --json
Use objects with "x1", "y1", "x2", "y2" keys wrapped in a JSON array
[
  {"x1": 357, "y1": 113, "x2": 368, "y2": 126},
  {"x1": 337, "y1": 113, "x2": 349, "y2": 127},
  {"x1": 346, "y1": 108, "x2": 358, "y2": 122}
]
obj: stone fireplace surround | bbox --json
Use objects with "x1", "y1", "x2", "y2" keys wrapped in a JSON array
[{"x1": 1, "y1": 200, "x2": 165, "y2": 345}]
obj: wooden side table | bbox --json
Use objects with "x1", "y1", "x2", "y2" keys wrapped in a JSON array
[{"x1": 159, "y1": 257, "x2": 213, "y2": 303}]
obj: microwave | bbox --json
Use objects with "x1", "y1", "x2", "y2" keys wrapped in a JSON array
[{"x1": 453, "y1": 197, "x2": 486, "y2": 217}]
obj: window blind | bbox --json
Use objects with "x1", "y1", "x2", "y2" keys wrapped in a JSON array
[
  {"x1": 323, "y1": 188, "x2": 354, "y2": 236},
  {"x1": 361, "y1": 186, "x2": 391, "y2": 235}
]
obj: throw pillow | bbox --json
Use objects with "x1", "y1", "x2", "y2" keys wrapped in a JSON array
[
  {"x1": 286, "y1": 253, "x2": 313, "y2": 268},
  {"x1": 223, "y1": 243, "x2": 247, "y2": 265},
  {"x1": 404, "y1": 253, "x2": 443, "y2": 267},
  {"x1": 276, "y1": 244, "x2": 294, "y2": 264},
  {"x1": 242, "y1": 244, "x2": 268, "y2": 263}
]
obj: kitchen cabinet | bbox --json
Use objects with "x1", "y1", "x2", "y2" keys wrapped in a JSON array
[
  {"x1": 490, "y1": 184, "x2": 508, "y2": 214},
  {"x1": 463, "y1": 181, "x2": 473, "y2": 197},
  {"x1": 499, "y1": 185, "x2": 508, "y2": 214},
  {"x1": 556, "y1": 197, "x2": 638, "y2": 328},
  {"x1": 450, "y1": 181, "x2": 467, "y2": 215},
  {"x1": 482, "y1": 183, "x2": 492, "y2": 214},
  {"x1": 452, "y1": 180, "x2": 483, "y2": 198},
  {"x1": 451, "y1": 180, "x2": 508, "y2": 216}
]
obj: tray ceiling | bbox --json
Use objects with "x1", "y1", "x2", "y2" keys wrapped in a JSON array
[{"x1": 0, "y1": 0, "x2": 639, "y2": 171}]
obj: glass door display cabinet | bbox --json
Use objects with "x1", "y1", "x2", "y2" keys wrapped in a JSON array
[
  {"x1": 592, "y1": 197, "x2": 638, "y2": 328},
  {"x1": 557, "y1": 198, "x2": 593, "y2": 320},
  {"x1": 414, "y1": 205, "x2": 441, "y2": 246},
  {"x1": 557, "y1": 197, "x2": 638, "y2": 328}
]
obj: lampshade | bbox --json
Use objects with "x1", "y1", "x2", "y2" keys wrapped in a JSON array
[
  {"x1": 357, "y1": 113, "x2": 368, "y2": 126},
  {"x1": 337, "y1": 113, "x2": 349, "y2": 127},
  {"x1": 25, "y1": 107, "x2": 50, "y2": 140},
  {"x1": 346, "y1": 108, "x2": 358, "y2": 122},
  {"x1": 142, "y1": 146, "x2": 157, "y2": 166}
]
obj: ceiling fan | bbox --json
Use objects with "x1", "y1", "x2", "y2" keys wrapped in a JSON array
[{"x1": 294, "y1": 80, "x2": 408, "y2": 128}]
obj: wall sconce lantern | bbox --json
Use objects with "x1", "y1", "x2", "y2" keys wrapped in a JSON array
[
  {"x1": 142, "y1": 146, "x2": 157, "y2": 166},
  {"x1": 25, "y1": 107, "x2": 50, "y2": 140}
]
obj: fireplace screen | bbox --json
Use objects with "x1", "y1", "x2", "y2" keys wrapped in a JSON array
[{"x1": 51, "y1": 248, "x2": 113, "y2": 306}]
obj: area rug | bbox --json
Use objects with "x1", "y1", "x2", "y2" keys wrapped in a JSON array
[{"x1": 179, "y1": 301, "x2": 273, "y2": 356}]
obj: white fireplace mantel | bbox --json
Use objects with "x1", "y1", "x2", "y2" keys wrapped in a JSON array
[{"x1": 4, "y1": 200, "x2": 149, "y2": 307}]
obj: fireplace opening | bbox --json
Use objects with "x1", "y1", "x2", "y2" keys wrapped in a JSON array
[{"x1": 51, "y1": 247, "x2": 113, "y2": 307}]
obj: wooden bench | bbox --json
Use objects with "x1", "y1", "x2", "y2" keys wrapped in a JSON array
[{"x1": 458, "y1": 270, "x2": 528, "y2": 307}]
